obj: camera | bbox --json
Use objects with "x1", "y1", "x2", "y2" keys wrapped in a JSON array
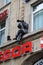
[{"x1": 17, "y1": 20, "x2": 24, "y2": 22}]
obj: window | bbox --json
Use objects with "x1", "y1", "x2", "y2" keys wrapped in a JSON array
[
  {"x1": 0, "y1": 21, "x2": 5, "y2": 45},
  {"x1": 32, "y1": 3, "x2": 43, "y2": 31},
  {"x1": 3, "y1": 0, "x2": 11, "y2": 6},
  {"x1": 34, "y1": 59, "x2": 43, "y2": 65}
]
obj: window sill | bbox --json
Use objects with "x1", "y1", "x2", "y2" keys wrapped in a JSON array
[{"x1": 0, "y1": 2, "x2": 11, "y2": 11}]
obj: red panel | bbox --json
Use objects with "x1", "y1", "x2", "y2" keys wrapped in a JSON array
[
  {"x1": 0, "y1": 9, "x2": 8, "y2": 21},
  {"x1": 12, "y1": 46, "x2": 21, "y2": 58},
  {"x1": 22, "y1": 42, "x2": 32, "y2": 55},
  {"x1": 40, "y1": 44, "x2": 43, "y2": 48},
  {"x1": 3, "y1": 49, "x2": 11, "y2": 61},
  {"x1": 0, "y1": 52, "x2": 4, "y2": 62}
]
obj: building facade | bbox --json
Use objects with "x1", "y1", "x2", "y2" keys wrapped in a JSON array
[{"x1": 0, "y1": 0, "x2": 43, "y2": 65}]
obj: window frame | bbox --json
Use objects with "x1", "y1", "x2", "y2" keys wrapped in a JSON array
[
  {"x1": 0, "y1": 22, "x2": 6, "y2": 45},
  {"x1": 0, "y1": 27, "x2": 5, "y2": 32},
  {"x1": 32, "y1": 3, "x2": 43, "y2": 32}
]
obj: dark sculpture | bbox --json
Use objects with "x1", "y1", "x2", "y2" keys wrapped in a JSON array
[
  {"x1": 25, "y1": 0, "x2": 30, "y2": 3},
  {"x1": 14, "y1": 20, "x2": 28, "y2": 42}
]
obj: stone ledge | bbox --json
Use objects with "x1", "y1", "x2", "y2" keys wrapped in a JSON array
[
  {"x1": 31, "y1": 0, "x2": 43, "y2": 7},
  {"x1": 0, "y1": 29, "x2": 43, "y2": 49}
]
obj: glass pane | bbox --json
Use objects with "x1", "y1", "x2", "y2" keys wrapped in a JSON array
[
  {"x1": 39, "y1": 10, "x2": 43, "y2": 28},
  {"x1": 3, "y1": 0, "x2": 11, "y2": 5},
  {"x1": 0, "y1": 32, "x2": 1, "y2": 45},
  {"x1": 1, "y1": 22, "x2": 5, "y2": 29},
  {"x1": 6, "y1": 0, "x2": 11, "y2": 3},
  {"x1": 0, "y1": 20, "x2": 5, "y2": 30},
  {"x1": 4, "y1": 0, "x2": 6, "y2": 5},
  {"x1": 33, "y1": 10, "x2": 43, "y2": 31},
  {"x1": 0, "y1": 29, "x2": 5, "y2": 45},
  {"x1": 34, "y1": 59, "x2": 43, "y2": 65},
  {"x1": 33, "y1": 13, "x2": 39, "y2": 30}
]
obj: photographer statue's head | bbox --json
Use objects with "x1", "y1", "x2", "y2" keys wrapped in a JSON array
[
  {"x1": 17, "y1": 20, "x2": 24, "y2": 29},
  {"x1": 17, "y1": 20, "x2": 24, "y2": 22}
]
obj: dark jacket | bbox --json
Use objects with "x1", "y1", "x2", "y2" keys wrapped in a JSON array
[{"x1": 17, "y1": 21, "x2": 28, "y2": 33}]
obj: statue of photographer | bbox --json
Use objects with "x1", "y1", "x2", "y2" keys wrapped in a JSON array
[{"x1": 14, "y1": 20, "x2": 28, "y2": 42}]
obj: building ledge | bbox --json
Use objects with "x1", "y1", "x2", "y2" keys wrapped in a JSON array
[
  {"x1": 0, "y1": 29, "x2": 43, "y2": 49},
  {"x1": 31, "y1": 0, "x2": 43, "y2": 7}
]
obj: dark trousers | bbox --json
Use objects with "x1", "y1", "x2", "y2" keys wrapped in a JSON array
[{"x1": 16, "y1": 29, "x2": 26, "y2": 41}]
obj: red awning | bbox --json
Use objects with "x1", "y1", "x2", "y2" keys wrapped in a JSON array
[{"x1": 0, "y1": 9, "x2": 8, "y2": 22}]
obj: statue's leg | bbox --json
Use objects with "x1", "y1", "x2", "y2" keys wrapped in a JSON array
[{"x1": 17, "y1": 30, "x2": 25, "y2": 41}]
